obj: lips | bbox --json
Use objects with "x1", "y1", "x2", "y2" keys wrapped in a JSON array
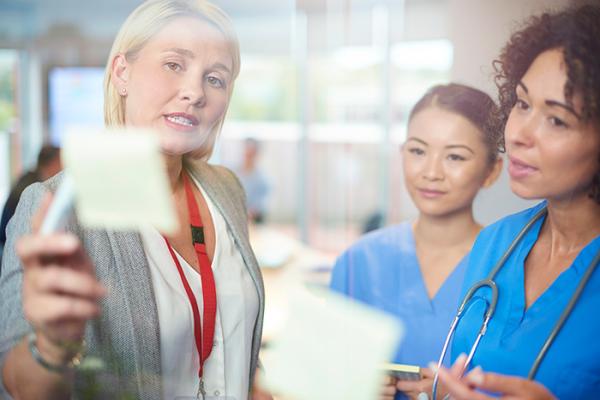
[
  {"x1": 164, "y1": 112, "x2": 199, "y2": 131},
  {"x1": 508, "y1": 156, "x2": 538, "y2": 179},
  {"x1": 417, "y1": 188, "x2": 447, "y2": 199}
]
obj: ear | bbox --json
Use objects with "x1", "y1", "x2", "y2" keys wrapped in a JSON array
[
  {"x1": 111, "y1": 53, "x2": 130, "y2": 90},
  {"x1": 482, "y1": 156, "x2": 503, "y2": 188}
]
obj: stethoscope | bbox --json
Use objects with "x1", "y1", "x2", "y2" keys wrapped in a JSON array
[{"x1": 430, "y1": 206, "x2": 600, "y2": 399}]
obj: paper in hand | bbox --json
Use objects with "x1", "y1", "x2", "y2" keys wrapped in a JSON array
[
  {"x1": 62, "y1": 128, "x2": 178, "y2": 234},
  {"x1": 263, "y1": 287, "x2": 403, "y2": 400}
]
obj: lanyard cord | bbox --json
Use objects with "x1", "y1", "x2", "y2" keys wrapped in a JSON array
[{"x1": 163, "y1": 172, "x2": 217, "y2": 380}]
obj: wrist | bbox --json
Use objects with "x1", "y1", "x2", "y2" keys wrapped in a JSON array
[{"x1": 28, "y1": 332, "x2": 85, "y2": 373}]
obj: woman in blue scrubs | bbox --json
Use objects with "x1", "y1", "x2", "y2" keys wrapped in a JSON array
[
  {"x1": 330, "y1": 83, "x2": 503, "y2": 399},
  {"x1": 437, "y1": 5, "x2": 600, "y2": 400}
]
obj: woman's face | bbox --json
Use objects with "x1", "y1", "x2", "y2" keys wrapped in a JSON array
[
  {"x1": 112, "y1": 17, "x2": 233, "y2": 156},
  {"x1": 402, "y1": 107, "x2": 498, "y2": 218},
  {"x1": 505, "y1": 48, "x2": 600, "y2": 202}
]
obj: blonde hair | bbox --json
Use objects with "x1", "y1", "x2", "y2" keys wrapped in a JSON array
[{"x1": 103, "y1": 0, "x2": 241, "y2": 161}]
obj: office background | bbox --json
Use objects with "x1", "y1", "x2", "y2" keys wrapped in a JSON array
[{"x1": 0, "y1": 0, "x2": 578, "y2": 256}]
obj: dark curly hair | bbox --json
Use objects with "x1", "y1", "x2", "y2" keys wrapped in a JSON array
[
  {"x1": 408, "y1": 83, "x2": 500, "y2": 166},
  {"x1": 493, "y1": 4, "x2": 600, "y2": 203}
]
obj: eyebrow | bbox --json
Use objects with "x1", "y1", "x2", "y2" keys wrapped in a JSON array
[
  {"x1": 446, "y1": 144, "x2": 474, "y2": 154},
  {"x1": 517, "y1": 81, "x2": 581, "y2": 119},
  {"x1": 212, "y1": 62, "x2": 232, "y2": 75},
  {"x1": 406, "y1": 137, "x2": 427, "y2": 146},
  {"x1": 163, "y1": 48, "x2": 232, "y2": 76},
  {"x1": 164, "y1": 47, "x2": 195, "y2": 58},
  {"x1": 406, "y1": 138, "x2": 474, "y2": 154}
]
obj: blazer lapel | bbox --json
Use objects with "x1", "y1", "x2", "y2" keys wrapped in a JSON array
[
  {"x1": 105, "y1": 230, "x2": 163, "y2": 399},
  {"x1": 188, "y1": 164, "x2": 265, "y2": 305}
]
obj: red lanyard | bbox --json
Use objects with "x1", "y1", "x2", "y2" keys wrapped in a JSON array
[{"x1": 163, "y1": 172, "x2": 217, "y2": 380}]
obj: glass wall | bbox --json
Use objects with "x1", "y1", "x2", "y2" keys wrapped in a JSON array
[
  {"x1": 220, "y1": 3, "x2": 453, "y2": 257},
  {"x1": 0, "y1": 50, "x2": 20, "y2": 203}
]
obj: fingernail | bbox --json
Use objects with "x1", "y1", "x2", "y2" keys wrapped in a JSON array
[
  {"x1": 468, "y1": 366, "x2": 484, "y2": 385},
  {"x1": 456, "y1": 353, "x2": 467, "y2": 364},
  {"x1": 98, "y1": 285, "x2": 108, "y2": 296},
  {"x1": 428, "y1": 362, "x2": 439, "y2": 373},
  {"x1": 61, "y1": 235, "x2": 78, "y2": 248}
]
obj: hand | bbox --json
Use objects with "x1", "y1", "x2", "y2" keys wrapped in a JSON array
[
  {"x1": 396, "y1": 367, "x2": 434, "y2": 399},
  {"x1": 18, "y1": 193, "x2": 106, "y2": 363},
  {"x1": 436, "y1": 354, "x2": 556, "y2": 400},
  {"x1": 380, "y1": 375, "x2": 398, "y2": 400},
  {"x1": 251, "y1": 375, "x2": 274, "y2": 400}
]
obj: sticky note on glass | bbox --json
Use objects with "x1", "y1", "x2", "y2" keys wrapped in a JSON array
[
  {"x1": 263, "y1": 287, "x2": 403, "y2": 400},
  {"x1": 62, "y1": 128, "x2": 178, "y2": 234}
]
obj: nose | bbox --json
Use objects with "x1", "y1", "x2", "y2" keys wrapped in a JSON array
[
  {"x1": 506, "y1": 110, "x2": 536, "y2": 149},
  {"x1": 179, "y1": 79, "x2": 206, "y2": 108},
  {"x1": 422, "y1": 153, "x2": 444, "y2": 181}
]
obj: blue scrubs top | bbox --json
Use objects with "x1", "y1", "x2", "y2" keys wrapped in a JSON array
[
  {"x1": 330, "y1": 222, "x2": 468, "y2": 368},
  {"x1": 451, "y1": 202, "x2": 600, "y2": 399}
]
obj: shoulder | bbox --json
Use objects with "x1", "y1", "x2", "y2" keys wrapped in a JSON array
[
  {"x1": 333, "y1": 222, "x2": 411, "y2": 270},
  {"x1": 352, "y1": 222, "x2": 411, "y2": 252},
  {"x1": 464, "y1": 202, "x2": 546, "y2": 281}
]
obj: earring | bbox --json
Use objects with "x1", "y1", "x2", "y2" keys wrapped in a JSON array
[{"x1": 120, "y1": 87, "x2": 127, "y2": 96}]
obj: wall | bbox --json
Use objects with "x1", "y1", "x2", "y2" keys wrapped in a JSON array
[{"x1": 448, "y1": 0, "x2": 569, "y2": 224}]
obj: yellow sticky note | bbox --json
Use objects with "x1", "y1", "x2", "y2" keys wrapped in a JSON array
[
  {"x1": 62, "y1": 128, "x2": 177, "y2": 234},
  {"x1": 263, "y1": 287, "x2": 403, "y2": 400}
]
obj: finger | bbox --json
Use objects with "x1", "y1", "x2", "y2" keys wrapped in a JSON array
[
  {"x1": 17, "y1": 234, "x2": 81, "y2": 267},
  {"x1": 381, "y1": 375, "x2": 396, "y2": 386},
  {"x1": 396, "y1": 379, "x2": 424, "y2": 391},
  {"x1": 420, "y1": 367, "x2": 434, "y2": 379},
  {"x1": 33, "y1": 266, "x2": 106, "y2": 299},
  {"x1": 449, "y1": 353, "x2": 468, "y2": 377},
  {"x1": 26, "y1": 294, "x2": 101, "y2": 323},
  {"x1": 380, "y1": 384, "x2": 397, "y2": 396},
  {"x1": 437, "y1": 366, "x2": 491, "y2": 400},
  {"x1": 31, "y1": 192, "x2": 54, "y2": 233},
  {"x1": 465, "y1": 371, "x2": 551, "y2": 398}
]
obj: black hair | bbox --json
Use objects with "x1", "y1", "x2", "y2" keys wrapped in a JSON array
[
  {"x1": 408, "y1": 83, "x2": 500, "y2": 165},
  {"x1": 36, "y1": 145, "x2": 60, "y2": 169},
  {"x1": 493, "y1": 4, "x2": 600, "y2": 203}
]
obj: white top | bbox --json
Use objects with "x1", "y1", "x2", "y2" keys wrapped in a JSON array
[{"x1": 140, "y1": 176, "x2": 259, "y2": 400}]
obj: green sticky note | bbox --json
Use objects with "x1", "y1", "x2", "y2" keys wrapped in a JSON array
[
  {"x1": 263, "y1": 287, "x2": 403, "y2": 400},
  {"x1": 63, "y1": 128, "x2": 178, "y2": 234}
]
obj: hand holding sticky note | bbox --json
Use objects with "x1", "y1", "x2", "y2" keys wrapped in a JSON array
[
  {"x1": 263, "y1": 287, "x2": 403, "y2": 400},
  {"x1": 58, "y1": 128, "x2": 177, "y2": 233}
]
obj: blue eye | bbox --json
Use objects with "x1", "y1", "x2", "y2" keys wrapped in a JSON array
[{"x1": 207, "y1": 76, "x2": 225, "y2": 88}]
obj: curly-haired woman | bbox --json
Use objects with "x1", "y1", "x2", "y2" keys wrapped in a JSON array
[{"x1": 436, "y1": 4, "x2": 600, "y2": 400}]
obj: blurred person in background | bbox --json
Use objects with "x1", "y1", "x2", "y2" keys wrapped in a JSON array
[
  {"x1": 330, "y1": 83, "x2": 503, "y2": 400},
  {"x1": 0, "y1": 145, "x2": 62, "y2": 257},
  {"x1": 438, "y1": 5, "x2": 600, "y2": 399},
  {"x1": 0, "y1": 1, "x2": 271, "y2": 399},
  {"x1": 234, "y1": 137, "x2": 270, "y2": 224}
]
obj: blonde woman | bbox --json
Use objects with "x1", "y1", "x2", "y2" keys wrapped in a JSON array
[{"x1": 0, "y1": 1, "x2": 270, "y2": 399}]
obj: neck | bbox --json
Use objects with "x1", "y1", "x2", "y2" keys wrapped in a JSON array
[
  {"x1": 413, "y1": 207, "x2": 481, "y2": 249},
  {"x1": 243, "y1": 158, "x2": 255, "y2": 172},
  {"x1": 164, "y1": 154, "x2": 185, "y2": 193},
  {"x1": 543, "y1": 194, "x2": 600, "y2": 252}
]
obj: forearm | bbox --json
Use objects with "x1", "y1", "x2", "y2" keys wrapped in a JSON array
[{"x1": 2, "y1": 337, "x2": 73, "y2": 400}]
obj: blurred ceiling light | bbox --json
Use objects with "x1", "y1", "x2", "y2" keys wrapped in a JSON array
[
  {"x1": 331, "y1": 46, "x2": 382, "y2": 70},
  {"x1": 391, "y1": 39, "x2": 453, "y2": 70}
]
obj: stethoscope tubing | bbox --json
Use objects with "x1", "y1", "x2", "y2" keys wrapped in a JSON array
[{"x1": 430, "y1": 206, "x2": 600, "y2": 399}]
